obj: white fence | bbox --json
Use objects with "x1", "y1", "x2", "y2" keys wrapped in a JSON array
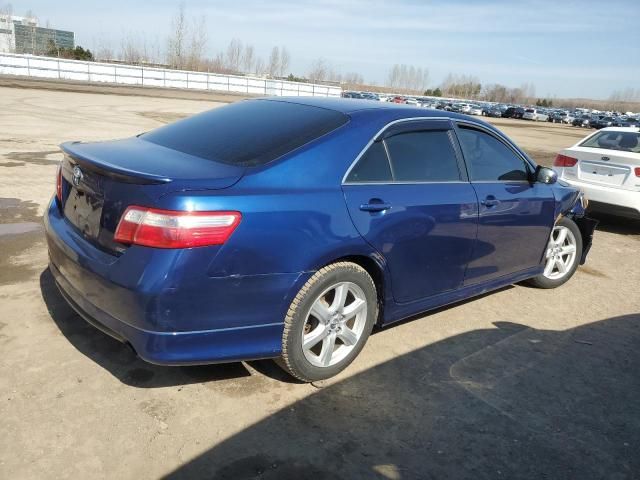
[{"x1": 0, "y1": 52, "x2": 342, "y2": 98}]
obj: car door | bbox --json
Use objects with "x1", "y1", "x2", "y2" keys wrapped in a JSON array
[
  {"x1": 342, "y1": 119, "x2": 478, "y2": 304},
  {"x1": 453, "y1": 122, "x2": 556, "y2": 285}
]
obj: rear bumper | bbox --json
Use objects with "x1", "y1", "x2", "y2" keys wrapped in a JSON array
[
  {"x1": 49, "y1": 261, "x2": 284, "y2": 365},
  {"x1": 44, "y1": 197, "x2": 311, "y2": 365},
  {"x1": 559, "y1": 178, "x2": 640, "y2": 218}
]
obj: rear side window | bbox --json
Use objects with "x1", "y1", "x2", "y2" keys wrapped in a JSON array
[
  {"x1": 142, "y1": 100, "x2": 348, "y2": 167},
  {"x1": 456, "y1": 126, "x2": 529, "y2": 181},
  {"x1": 346, "y1": 142, "x2": 392, "y2": 182},
  {"x1": 580, "y1": 131, "x2": 640, "y2": 153},
  {"x1": 385, "y1": 131, "x2": 461, "y2": 182}
]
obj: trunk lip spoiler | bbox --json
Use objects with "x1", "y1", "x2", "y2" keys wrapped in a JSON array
[{"x1": 60, "y1": 142, "x2": 172, "y2": 185}]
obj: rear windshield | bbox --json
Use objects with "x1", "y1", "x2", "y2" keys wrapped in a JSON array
[
  {"x1": 142, "y1": 100, "x2": 349, "y2": 166},
  {"x1": 580, "y1": 131, "x2": 640, "y2": 153}
]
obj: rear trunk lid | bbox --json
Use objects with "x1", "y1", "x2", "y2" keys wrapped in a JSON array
[
  {"x1": 561, "y1": 146, "x2": 640, "y2": 191},
  {"x1": 59, "y1": 138, "x2": 244, "y2": 254}
]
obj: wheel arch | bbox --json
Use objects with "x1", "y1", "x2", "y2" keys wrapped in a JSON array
[{"x1": 318, "y1": 253, "x2": 388, "y2": 326}]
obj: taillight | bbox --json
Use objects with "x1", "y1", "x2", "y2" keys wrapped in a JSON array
[
  {"x1": 114, "y1": 206, "x2": 241, "y2": 248},
  {"x1": 56, "y1": 163, "x2": 63, "y2": 203},
  {"x1": 553, "y1": 154, "x2": 578, "y2": 167},
  {"x1": 635, "y1": 167, "x2": 640, "y2": 177}
]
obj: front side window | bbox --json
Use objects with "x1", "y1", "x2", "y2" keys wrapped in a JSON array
[
  {"x1": 385, "y1": 130, "x2": 461, "y2": 182},
  {"x1": 456, "y1": 126, "x2": 529, "y2": 181},
  {"x1": 580, "y1": 131, "x2": 640, "y2": 153}
]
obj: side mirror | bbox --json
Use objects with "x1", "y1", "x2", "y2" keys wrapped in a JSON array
[{"x1": 536, "y1": 166, "x2": 557, "y2": 184}]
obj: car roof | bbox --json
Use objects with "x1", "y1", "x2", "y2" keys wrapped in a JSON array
[{"x1": 600, "y1": 127, "x2": 640, "y2": 132}]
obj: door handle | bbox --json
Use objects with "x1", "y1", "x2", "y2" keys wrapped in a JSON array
[
  {"x1": 360, "y1": 200, "x2": 392, "y2": 213},
  {"x1": 481, "y1": 196, "x2": 500, "y2": 207}
]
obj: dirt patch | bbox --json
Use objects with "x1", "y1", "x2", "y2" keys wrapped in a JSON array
[
  {"x1": 522, "y1": 149, "x2": 557, "y2": 167},
  {"x1": 3, "y1": 150, "x2": 62, "y2": 166},
  {"x1": 137, "y1": 111, "x2": 188, "y2": 124}
]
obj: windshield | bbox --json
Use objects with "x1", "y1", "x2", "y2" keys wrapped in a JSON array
[
  {"x1": 580, "y1": 131, "x2": 640, "y2": 153},
  {"x1": 143, "y1": 100, "x2": 349, "y2": 167}
]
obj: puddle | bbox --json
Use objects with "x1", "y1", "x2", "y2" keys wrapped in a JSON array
[
  {"x1": 0, "y1": 198, "x2": 44, "y2": 286},
  {"x1": 0, "y1": 222, "x2": 41, "y2": 236}
]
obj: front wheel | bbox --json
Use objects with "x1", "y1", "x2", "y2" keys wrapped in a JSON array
[
  {"x1": 276, "y1": 262, "x2": 378, "y2": 382},
  {"x1": 526, "y1": 217, "x2": 582, "y2": 289}
]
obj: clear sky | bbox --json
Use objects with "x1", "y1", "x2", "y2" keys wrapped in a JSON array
[{"x1": 7, "y1": 0, "x2": 640, "y2": 99}]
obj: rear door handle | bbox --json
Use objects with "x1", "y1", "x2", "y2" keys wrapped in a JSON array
[
  {"x1": 481, "y1": 196, "x2": 500, "y2": 207},
  {"x1": 360, "y1": 201, "x2": 392, "y2": 213}
]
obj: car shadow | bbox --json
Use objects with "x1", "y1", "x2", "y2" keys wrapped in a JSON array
[
  {"x1": 589, "y1": 211, "x2": 640, "y2": 236},
  {"x1": 39, "y1": 267, "x2": 293, "y2": 387},
  {"x1": 164, "y1": 314, "x2": 640, "y2": 480}
]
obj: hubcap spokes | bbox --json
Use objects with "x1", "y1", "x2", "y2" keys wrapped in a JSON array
[
  {"x1": 543, "y1": 225, "x2": 577, "y2": 280},
  {"x1": 302, "y1": 282, "x2": 367, "y2": 368}
]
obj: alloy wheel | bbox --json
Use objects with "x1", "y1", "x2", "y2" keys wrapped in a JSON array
[
  {"x1": 301, "y1": 281, "x2": 368, "y2": 368},
  {"x1": 543, "y1": 225, "x2": 577, "y2": 280}
]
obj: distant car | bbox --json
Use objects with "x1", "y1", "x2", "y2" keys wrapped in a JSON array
[
  {"x1": 523, "y1": 108, "x2": 540, "y2": 121},
  {"x1": 614, "y1": 117, "x2": 639, "y2": 128},
  {"x1": 593, "y1": 116, "x2": 615, "y2": 129},
  {"x1": 404, "y1": 98, "x2": 419, "y2": 106},
  {"x1": 503, "y1": 107, "x2": 525, "y2": 119},
  {"x1": 469, "y1": 105, "x2": 483, "y2": 115},
  {"x1": 572, "y1": 115, "x2": 592, "y2": 128},
  {"x1": 553, "y1": 127, "x2": 640, "y2": 219},
  {"x1": 485, "y1": 108, "x2": 504, "y2": 118},
  {"x1": 535, "y1": 110, "x2": 550, "y2": 122},
  {"x1": 45, "y1": 98, "x2": 596, "y2": 382},
  {"x1": 391, "y1": 96, "x2": 406, "y2": 104},
  {"x1": 557, "y1": 112, "x2": 574, "y2": 124}
]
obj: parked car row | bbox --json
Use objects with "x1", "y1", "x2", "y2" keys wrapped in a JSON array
[{"x1": 341, "y1": 91, "x2": 639, "y2": 130}]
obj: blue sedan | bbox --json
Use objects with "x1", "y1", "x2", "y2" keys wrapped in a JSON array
[{"x1": 44, "y1": 98, "x2": 597, "y2": 381}]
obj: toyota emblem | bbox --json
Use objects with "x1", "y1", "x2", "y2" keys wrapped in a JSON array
[{"x1": 72, "y1": 165, "x2": 83, "y2": 187}]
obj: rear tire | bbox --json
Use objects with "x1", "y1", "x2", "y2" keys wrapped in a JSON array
[
  {"x1": 526, "y1": 217, "x2": 582, "y2": 289},
  {"x1": 276, "y1": 262, "x2": 378, "y2": 382}
]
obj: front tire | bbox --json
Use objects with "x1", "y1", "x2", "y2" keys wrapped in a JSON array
[
  {"x1": 276, "y1": 262, "x2": 378, "y2": 382},
  {"x1": 526, "y1": 217, "x2": 582, "y2": 289}
]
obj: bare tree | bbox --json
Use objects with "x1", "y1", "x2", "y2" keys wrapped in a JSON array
[
  {"x1": 186, "y1": 15, "x2": 207, "y2": 70},
  {"x1": 254, "y1": 57, "x2": 266, "y2": 76},
  {"x1": 225, "y1": 38, "x2": 242, "y2": 73},
  {"x1": 167, "y1": 2, "x2": 187, "y2": 69},
  {"x1": 308, "y1": 58, "x2": 329, "y2": 83},
  {"x1": 268, "y1": 46, "x2": 280, "y2": 77},
  {"x1": 120, "y1": 33, "x2": 144, "y2": 64},
  {"x1": 279, "y1": 46, "x2": 290, "y2": 77},
  {"x1": 0, "y1": 3, "x2": 14, "y2": 52},
  {"x1": 242, "y1": 44, "x2": 255, "y2": 74},
  {"x1": 343, "y1": 72, "x2": 364, "y2": 88},
  {"x1": 94, "y1": 43, "x2": 114, "y2": 62},
  {"x1": 386, "y1": 64, "x2": 430, "y2": 94},
  {"x1": 206, "y1": 52, "x2": 227, "y2": 74}
]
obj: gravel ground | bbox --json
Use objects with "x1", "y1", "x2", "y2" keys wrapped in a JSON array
[{"x1": 0, "y1": 83, "x2": 638, "y2": 479}]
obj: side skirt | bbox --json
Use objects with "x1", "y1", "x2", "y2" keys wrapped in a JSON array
[{"x1": 382, "y1": 266, "x2": 542, "y2": 326}]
